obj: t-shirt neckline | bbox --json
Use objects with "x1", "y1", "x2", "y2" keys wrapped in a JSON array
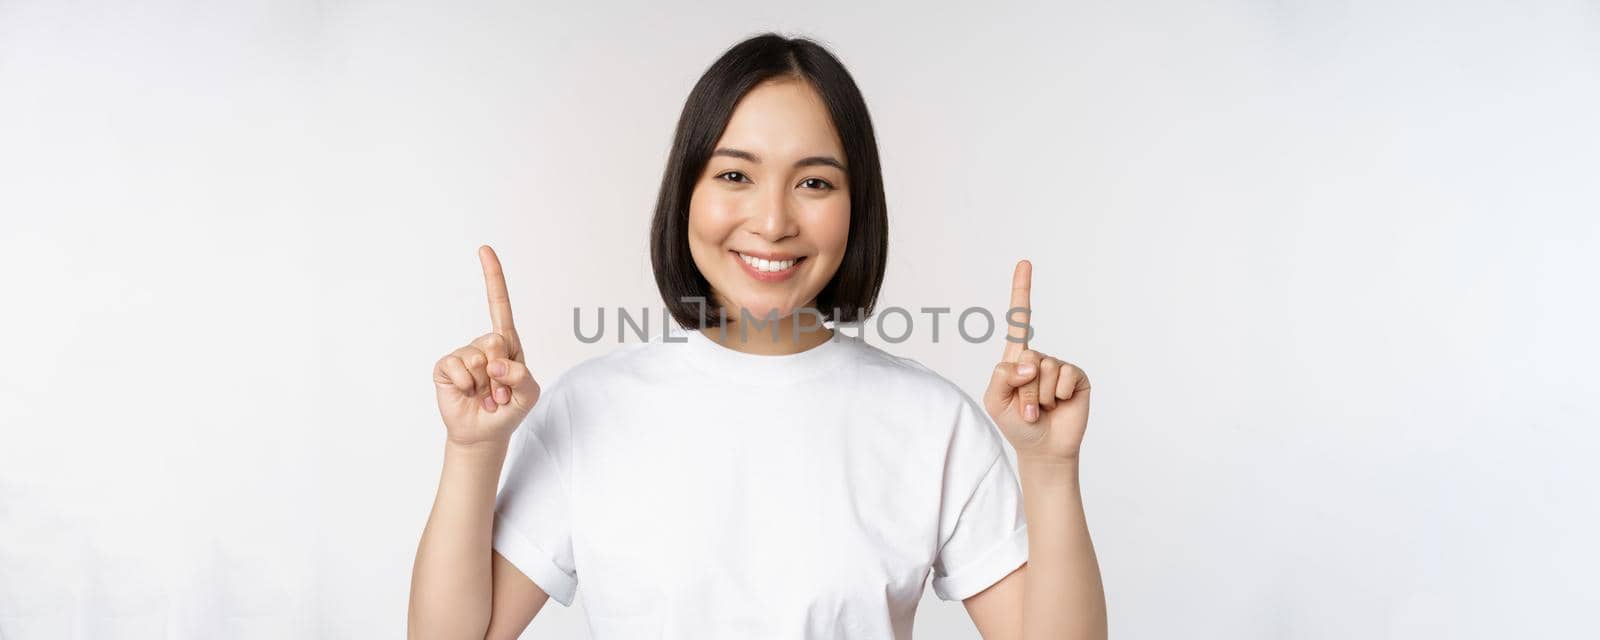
[{"x1": 670, "y1": 323, "x2": 860, "y2": 384}]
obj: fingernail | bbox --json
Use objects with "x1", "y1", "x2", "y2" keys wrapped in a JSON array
[
  {"x1": 1018, "y1": 363, "x2": 1036, "y2": 376},
  {"x1": 482, "y1": 395, "x2": 497, "y2": 412},
  {"x1": 494, "y1": 386, "x2": 509, "y2": 404},
  {"x1": 489, "y1": 361, "x2": 506, "y2": 377},
  {"x1": 1024, "y1": 404, "x2": 1038, "y2": 421}
]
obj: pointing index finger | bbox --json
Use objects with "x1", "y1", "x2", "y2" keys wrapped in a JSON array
[
  {"x1": 1003, "y1": 259, "x2": 1032, "y2": 362},
  {"x1": 478, "y1": 245, "x2": 516, "y2": 337}
]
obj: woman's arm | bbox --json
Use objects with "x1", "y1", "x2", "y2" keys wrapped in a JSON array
[
  {"x1": 1015, "y1": 456, "x2": 1105, "y2": 639},
  {"x1": 408, "y1": 440, "x2": 541, "y2": 639},
  {"x1": 409, "y1": 245, "x2": 549, "y2": 639},
  {"x1": 971, "y1": 259, "x2": 1107, "y2": 639},
  {"x1": 964, "y1": 457, "x2": 1105, "y2": 640},
  {"x1": 408, "y1": 439, "x2": 551, "y2": 639}
]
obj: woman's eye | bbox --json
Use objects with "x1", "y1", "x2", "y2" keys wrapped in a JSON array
[
  {"x1": 716, "y1": 171, "x2": 750, "y2": 184},
  {"x1": 799, "y1": 178, "x2": 834, "y2": 190}
]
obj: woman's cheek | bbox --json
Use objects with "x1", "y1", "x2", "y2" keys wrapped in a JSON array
[
  {"x1": 808, "y1": 198, "x2": 851, "y2": 256},
  {"x1": 693, "y1": 190, "x2": 742, "y2": 231},
  {"x1": 687, "y1": 188, "x2": 734, "y2": 246}
]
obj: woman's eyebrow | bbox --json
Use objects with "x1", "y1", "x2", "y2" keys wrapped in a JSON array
[{"x1": 712, "y1": 147, "x2": 845, "y2": 171}]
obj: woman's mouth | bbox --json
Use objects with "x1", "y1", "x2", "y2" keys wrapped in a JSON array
[{"x1": 731, "y1": 250, "x2": 806, "y2": 283}]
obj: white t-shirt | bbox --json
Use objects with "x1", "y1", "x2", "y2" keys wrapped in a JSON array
[{"x1": 492, "y1": 324, "x2": 1029, "y2": 639}]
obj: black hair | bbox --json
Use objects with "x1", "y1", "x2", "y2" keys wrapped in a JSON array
[{"x1": 649, "y1": 32, "x2": 888, "y2": 329}]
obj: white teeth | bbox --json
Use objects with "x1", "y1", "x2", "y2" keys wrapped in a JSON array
[{"x1": 739, "y1": 252, "x2": 798, "y2": 272}]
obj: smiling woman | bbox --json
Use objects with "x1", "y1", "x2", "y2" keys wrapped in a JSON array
[
  {"x1": 681, "y1": 77, "x2": 855, "y2": 350},
  {"x1": 650, "y1": 35, "x2": 888, "y2": 354},
  {"x1": 409, "y1": 32, "x2": 1105, "y2": 640}
]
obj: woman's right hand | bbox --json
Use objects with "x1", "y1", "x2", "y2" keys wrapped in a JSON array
[{"x1": 432, "y1": 245, "x2": 542, "y2": 447}]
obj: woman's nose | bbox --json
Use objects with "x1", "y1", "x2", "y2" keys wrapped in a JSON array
[{"x1": 749, "y1": 186, "x2": 799, "y2": 242}]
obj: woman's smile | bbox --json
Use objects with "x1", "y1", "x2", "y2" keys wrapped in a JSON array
[{"x1": 730, "y1": 249, "x2": 807, "y2": 283}]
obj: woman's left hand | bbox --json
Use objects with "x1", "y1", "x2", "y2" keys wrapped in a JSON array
[{"x1": 982, "y1": 260, "x2": 1092, "y2": 462}]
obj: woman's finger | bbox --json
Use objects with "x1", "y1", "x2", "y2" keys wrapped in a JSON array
[
  {"x1": 1038, "y1": 356, "x2": 1062, "y2": 411},
  {"x1": 451, "y1": 345, "x2": 491, "y2": 397},
  {"x1": 1017, "y1": 349, "x2": 1043, "y2": 422},
  {"x1": 984, "y1": 360, "x2": 1038, "y2": 414},
  {"x1": 487, "y1": 358, "x2": 542, "y2": 412},
  {"x1": 1002, "y1": 260, "x2": 1032, "y2": 363},
  {"x1": 1058, "y1": 362, "x2": 1090, "y2": 402},
  {"x1": 473, "y1": 332, "x2": 511, "y2": 404},
  {"x1": 435, "y1": 354, "x2": 475, "y2": 396},
  {"x1": 479, "y1": 245, "x2": 518, "y2": 338}
]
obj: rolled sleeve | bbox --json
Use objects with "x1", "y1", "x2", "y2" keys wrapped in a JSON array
[
  {"x1": 491, "y1": 388, "x2": 579, "y2": 607},
  {"x1": 492, "y1": 510, "x2": 578, "y2": 606},
  {"x1": 930, "y1": 397, "x2": 1030, "y2": 602}
]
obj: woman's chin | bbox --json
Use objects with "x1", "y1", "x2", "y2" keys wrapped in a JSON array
[
  {"x1": 726, "y1": 305, "x2": 789, "y2": 323},
  {"x1": 722, "y1": 298, "x2": 807, "y2": 324}
]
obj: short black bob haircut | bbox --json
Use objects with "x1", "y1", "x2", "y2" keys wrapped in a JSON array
[{"x1": 650, "y1": 33, "x2": 888, "y2": 330}]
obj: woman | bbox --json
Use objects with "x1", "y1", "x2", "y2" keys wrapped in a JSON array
[{"x1": 409, "y1": 33, "x2": 1105, "y2": 639}]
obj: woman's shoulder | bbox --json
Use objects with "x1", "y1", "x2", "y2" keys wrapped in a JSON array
[
  {"x1": 844, "y1": 337, "x2": 979, "y2": 407},
  {"x1": 535, "y1": 338, "x2": 659, "y2": 394}
]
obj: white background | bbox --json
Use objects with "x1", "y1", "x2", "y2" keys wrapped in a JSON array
[{"x1": 3, "y1": 1, "x2": 1597, "y2": 638}]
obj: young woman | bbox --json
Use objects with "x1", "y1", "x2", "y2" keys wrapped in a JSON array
[{"x1": 409, "y1": 34, "x2": 1105, "y2": 639}]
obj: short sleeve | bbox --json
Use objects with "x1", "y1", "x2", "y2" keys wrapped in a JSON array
[
  {"x1": 492, "y1": 384, "x2": 579, "y2": 607},
  {"x1": 930, "y1": 395, "x2": 1029, "y2": 602}
]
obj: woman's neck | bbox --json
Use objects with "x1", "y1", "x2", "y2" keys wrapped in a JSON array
[{"x1": 702, "y1": 311, "x2": 835, "y2": 356}]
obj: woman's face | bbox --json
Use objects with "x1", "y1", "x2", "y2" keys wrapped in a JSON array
[{"x1": 687, "y1": 77, "x2": 851, "y2": 326}]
